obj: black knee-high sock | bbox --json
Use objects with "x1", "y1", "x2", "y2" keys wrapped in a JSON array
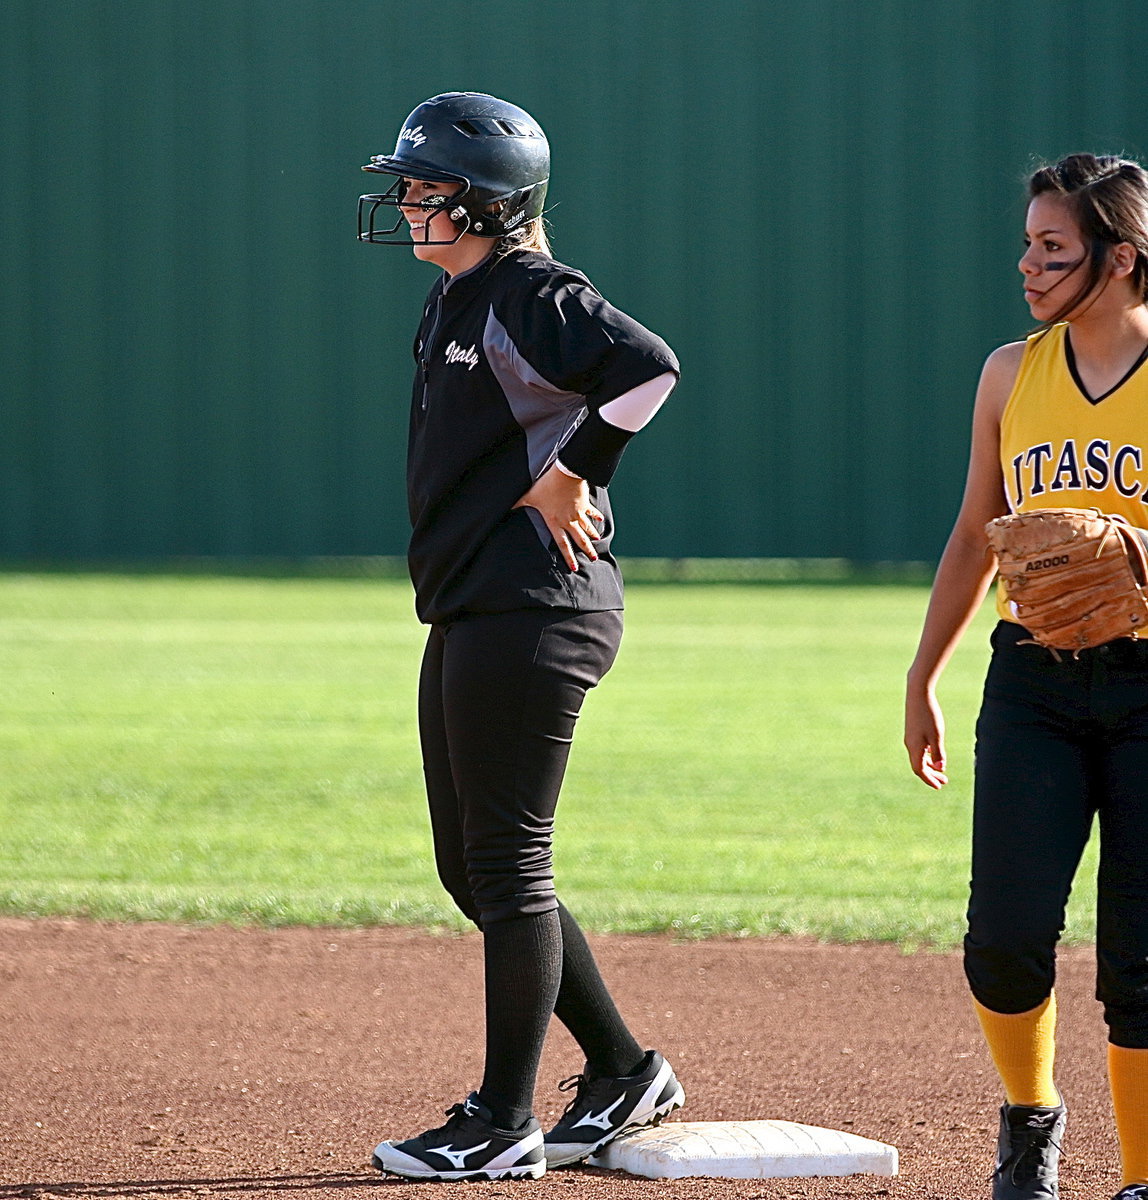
[
  {"x1": 553, "y1": 902, "x2": 644, "y2": 1078},
  {"x1": 478, "y1": 909, "x2": 562, "y2": 1129}
]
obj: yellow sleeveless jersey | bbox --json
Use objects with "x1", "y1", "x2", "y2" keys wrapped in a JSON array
[{"x1": 996, "y1": 321, "x2": 1148, "y2": 621}]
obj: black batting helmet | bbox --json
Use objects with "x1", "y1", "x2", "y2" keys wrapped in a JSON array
[{"x1": 358, "y1": 92, "x2": 550, "y2": 244}]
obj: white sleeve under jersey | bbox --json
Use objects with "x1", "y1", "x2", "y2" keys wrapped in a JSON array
[{"x1": 555, "y1": 371, "x2": 676, "y2": 478}]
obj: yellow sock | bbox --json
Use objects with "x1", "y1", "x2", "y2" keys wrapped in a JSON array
[
  {"x1": 1109, "y1": 1044, "x2": 1148, "y2": 1186},
  {"x1": 974, "y1": 994, "x2": 1060, "y2": 1107}
]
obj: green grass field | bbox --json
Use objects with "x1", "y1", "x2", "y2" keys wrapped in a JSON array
[{"x1": 0, "y1": 572, "x2": 1101, "y2": 946}]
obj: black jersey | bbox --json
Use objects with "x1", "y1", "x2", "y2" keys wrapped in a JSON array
[{"x1": 405, "y1": 249, "x2": 679, "y2": 625}]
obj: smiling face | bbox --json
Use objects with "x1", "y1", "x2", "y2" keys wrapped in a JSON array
[
  {"x1": 396, "y1": 177, "x2": 494, "y2": 275},
  {"x1": 1018, "y1": 193, "x2": 1095, "y2": 321},
  {"x1": 398, "y1": 178, "x2": 465, "y2": 257}
]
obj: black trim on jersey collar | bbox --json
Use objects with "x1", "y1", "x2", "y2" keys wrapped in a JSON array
[{"x1": 1064, "y1": 327, "x2": 1148, "y2": 405}]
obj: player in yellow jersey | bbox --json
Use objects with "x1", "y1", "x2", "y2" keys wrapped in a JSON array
[{"x1": 906, "y1": 154, "x2": 1148, "y2": 1200}]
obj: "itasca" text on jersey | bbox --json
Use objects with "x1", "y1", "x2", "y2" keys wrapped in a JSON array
[{"x1": 1009, "y1": 438, "x2": 1148, "y2": 506}]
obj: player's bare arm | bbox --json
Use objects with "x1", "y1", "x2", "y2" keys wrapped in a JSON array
[{"x1": 904, "y1": 341, "x2": 1022, "y2": 788}]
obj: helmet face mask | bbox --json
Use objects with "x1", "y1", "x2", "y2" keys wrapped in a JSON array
[
  {"x1": 358, "y1": 92, "x2": 550, "y2": 246},
  {"x1": 358, "y1": 177, "x2": 474, "y2": 246}
]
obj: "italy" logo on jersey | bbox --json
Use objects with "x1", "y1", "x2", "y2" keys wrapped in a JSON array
[{"x1": 444, "y1": 341, "x2": 480, "y2": 371}]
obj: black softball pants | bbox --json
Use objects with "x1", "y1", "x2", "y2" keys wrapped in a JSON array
[
  {"x1": 965, "y1": 620, "x2": 1148, "y2": 1048},
  {"x1": 419, "y1": 607, "x2": 622, "y2": 926}
]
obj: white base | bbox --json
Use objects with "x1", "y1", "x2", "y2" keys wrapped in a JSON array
[{"x1": 588, "y1": 1120, "x2": 899, "y2": 1180}]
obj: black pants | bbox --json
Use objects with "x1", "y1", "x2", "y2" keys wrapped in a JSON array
[
  {"x1": 965, "y1": 620, "x2": 1148, "y2": 1047},
  {"x1": 419, "y1": 607, "x2": 623, "y2": 926}
]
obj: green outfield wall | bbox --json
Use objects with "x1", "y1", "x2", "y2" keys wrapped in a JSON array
[{"x1": 4, "y1": 1, "x2": 1147, "y2": 562}]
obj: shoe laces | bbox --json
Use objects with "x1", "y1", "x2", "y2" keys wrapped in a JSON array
[
  {"x1": 428, "y1": 1097, "x2": 480, "y2": 1136},
  {"x1": 556, "y1": 1071, "x2": 611, "y2": 1120}
]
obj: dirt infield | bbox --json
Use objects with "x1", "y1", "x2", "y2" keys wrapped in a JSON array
[{"x1": 0, "y1": 920, "x2": 1122, "y2": 1200}]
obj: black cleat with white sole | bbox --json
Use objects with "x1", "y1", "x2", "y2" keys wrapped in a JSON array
[
  {"x1": 371, "y1": 1092, "x2": 545, "y2": 1181},
  {"x1": 544, "y1": 1049, "x2": 685, "y2": 1167}
]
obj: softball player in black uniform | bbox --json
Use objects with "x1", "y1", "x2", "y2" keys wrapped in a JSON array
[
  {"x1": 905, "y1": 155, "x2": 1148, "y2": 1200},
  {"x1": 357, "y1": 92, "x2": 683, "y2": 1181}
]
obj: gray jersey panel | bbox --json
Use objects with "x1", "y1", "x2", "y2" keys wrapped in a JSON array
[
  {"x1": 484, "y1": 307, "x2": 590, "y2": 549},
  {"x1": 484, "y1": 307, "x2": 587, "y2": 481}
]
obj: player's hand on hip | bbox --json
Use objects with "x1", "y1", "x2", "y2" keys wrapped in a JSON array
[
  {"x1": 513, "y1": 463, "x2": 603, "y2": 572},
  {"x1": 904, "y1": 687, "x2": 948, "y2": 789}
]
